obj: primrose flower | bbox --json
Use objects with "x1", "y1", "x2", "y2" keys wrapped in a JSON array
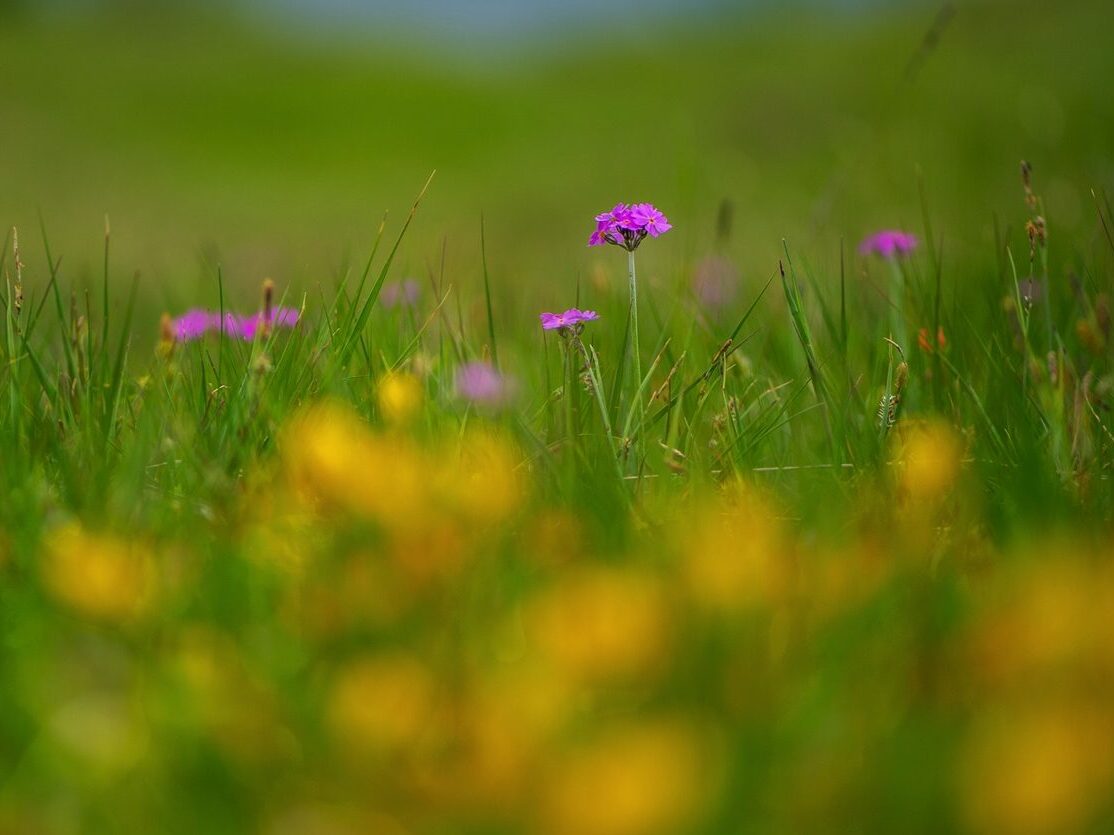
[
  {"x1": 588, "y1": 202, "x2": 671, "y2": 251},
  {"x1": 455, "y1": 361, "x2": 511, "y2": 407},
  {"x1": 859, "y1": 230, "x2": 918, "y2": 259},
  {"x1": 629, "y1": 202, "x2": 672, "y2": 238},
  {"x1": 539, "y1": 308, "x2": 600, "y2": 334},
  {"x1": 172, "y1": 308, "x2": 299, "y2": 342}
]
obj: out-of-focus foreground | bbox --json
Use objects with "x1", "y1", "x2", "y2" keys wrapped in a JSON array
[{"x1": 2, "y1": 2, "x2": 1114, "y2": 834}]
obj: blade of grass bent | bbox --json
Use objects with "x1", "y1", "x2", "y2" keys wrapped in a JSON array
[{"x1": 339, "y1": 171, "x2": 436, "y2": 366}]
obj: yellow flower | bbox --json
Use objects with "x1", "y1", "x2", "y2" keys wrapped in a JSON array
[
  {"x1": 409, "y1": 667, "x2": 570, "y2": 812},
  {"x1": 898, "y1": 420, "x2": 963, "y2": 500},
  {"x1": 540, "y1": 721, "x2": 707, "y2": 835},
  {"x1": 40, "y1": 523, "x2": 154, "y2": 623},
  {"x1": 961, "y1": 703, "x2": 1114, "y2": 835},
  {"x1": 527, "y1": 568, "x2": 672, "y2": 683},
  {"x1": 282, "y1": 402, "x2": 427, "y2": 528},
  {"x1": 327, "y1": 653, "x2": 437, "y2": 755},
  {"x1": 437, "y1": 430, "x2": 523, "y2": 526},
  {"x1": 680, "y1": 484, "x2": 788, "y2": 613},
  {"x1": 377, "y1": 372, "x2": 424, "y2": 425}
]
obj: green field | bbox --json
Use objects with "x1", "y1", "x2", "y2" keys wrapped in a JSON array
[{"x1": 2, "y1": 2, "x2": 1114, "y2": 833}]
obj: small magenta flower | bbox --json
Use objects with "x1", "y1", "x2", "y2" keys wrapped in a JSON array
[
  {"x1": 455, "y1": 361, "x2": 511, "y2": 407},
  {"x1": 232, "y1": 308, "x2": 300, "y2": 340},
  {"x1": 539, "y1": 308, "x2": 600, "y2": 333},
  {"x1": 859, "y1": 230, "x2": 918, "y2": 259},
  {"x1": 173, "y1": 309, "x2": 214, "y2": 341},
  {"x1": 629, "y1": 203, "x2": 672, "y2": 238},
  {"x1": 588, "y1": 202, "x2": 671, "y2": 251},
  {"x1": 172, "y1": 307, "x2": 299, "y2": 342}
]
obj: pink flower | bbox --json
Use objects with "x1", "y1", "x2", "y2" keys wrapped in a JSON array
[
  {"x1": 455, "y1": 361, "x2": 512, "y2": 407},
  {"x1": 629, "y1": 203, "x2": 672, "y2": 238},
  {"x1": 172, "y1": 307, "x2": 299, "y2": 342},
  {"x1": 588, "y1": 202, "x2": 671, "y2": 250},
  {"x1": 539, "y1": 308, "x2": 600, "y2": 332},
  {"x1": 859, "y1": 230, "x2": 918, "y2": 259},
  {"x1": 173, "y1": 309, "x2": 214, "y2": 341}
]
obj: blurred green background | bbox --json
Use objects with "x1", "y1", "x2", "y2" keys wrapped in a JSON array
[{"x1": 1, "y1": 0, "x2": 1112, "y2": 313}]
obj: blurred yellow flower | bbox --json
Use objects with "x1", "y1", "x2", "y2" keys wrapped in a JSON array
[
  {"x1": 527, "y1": 568, "x2": 672, "y2": 683},
  {"x1": 680, "y1": 484, "x2": 788, "y2": 613},
  {"x1": 390, "y1": 519, "x2": 469, "y2": 585},
  {"x1": 540, "y1": 721, "x2": 706, "y2": 835},
  {"x1": 437, "y1": 430, "x2": 523, "y2": 526},
  {"x1": 283, "y1": 402, "x2": 427, "y2": 528},
  {"x1": 377, "y1": 372, "x2": 424, "y2": 425},
  {"x1": 898, "y1": 421, "x2": 963, "y2": 500},
  {"x1": 327, "y1": 653, "x2": 437, "y2": 755},
  {"x1": 967, "y1": 556, "x2": 1114, "y2": 690},
  {"x1": 961, "y1": 703, "x2": 1114, "y2": 835},
  {"x1": 40, "y1": 523, "x2": 154, "y2": 623},
  {"x1": 409, "y1": 668, "x2": 569, "y2": 813}
]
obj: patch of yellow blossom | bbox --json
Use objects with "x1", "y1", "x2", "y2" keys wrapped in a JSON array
[
  {"x1": 377, "y1": 371, "x2": 424, "y2": 425},
  {"x1": 539, "y1": 719, "x2": 708, "y2": 835},
  {"x1": 896, "y1": 420, "x2": 964, "y2": 500},
  {"x1": 40, "y1": 523, "x2": 155, "y2": 623}
]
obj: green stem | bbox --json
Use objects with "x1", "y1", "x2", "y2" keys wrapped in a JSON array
[
  {"x1": 577, "y1": 339, "x2": 624, "y2": 483},
  {"x1": 888, "y1": 257, "x2": 906, "y2": 350},
  {"x1": 627, "y1": 248, "x2": 645, "y2": 465},
  {"x1": 563, "y1": 340, "x2": 575, "y2": 445}
]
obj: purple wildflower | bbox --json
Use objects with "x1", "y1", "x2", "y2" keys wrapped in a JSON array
[
  {"x1": 539, "y1": 308, "x2": 600, "y2": 333},
  {"x1": 173, "y1": 309, "x2": 214, "y2": 341},
  {"x1": 455, "y1": 361, "x2": 512, "y2": 407},
  {"x1": 629, "y1": 203, "x2": 672, "y2": 238},
  {"x1": 381, "y1": 279, "x2": 421, "y2": 309},
  {"x1": 172, "y1": 307, "x2": 299, "y2": 342},
  {"x1": 588, "y1": 202, "x2": 671, "y2": 251},
  {"x1": 859, "y1": 230, "x2": 918, "y2": 259}
]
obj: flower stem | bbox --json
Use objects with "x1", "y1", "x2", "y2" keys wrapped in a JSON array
[
  {"x1": 627, "y1": 249, "x2": 646, "y2": 466},
  {"x1": 888, "y1": 257, "x2": 906, "y2": 350},
  {"x1": 563, "y1": 339, "x2": 576, "y2": 447}
]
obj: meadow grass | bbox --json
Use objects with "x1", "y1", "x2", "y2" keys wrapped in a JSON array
[
  {"x1": 1, "y1": 158, "x2": 1113, "y2": 834},
  {"x1": 3, "y1": 0, "x2": 1114, "y2": 287},
  {"x1": 2, "y1": 2, "x2": 1114, "y2": 833}
]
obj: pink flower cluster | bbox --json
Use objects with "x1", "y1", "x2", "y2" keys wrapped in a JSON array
[
  {"x1": 539, "y1": 308, "x2": 600, "y2": 333},
  {"x1": 588, "y1": 203, "x2": 672, "y2": 251},
  {"x1": 173, "y1": 308, "x2": 299, "y2": 342},
  {"x1": 859, "y1": 230, "x2": 918, "y2": 259}
]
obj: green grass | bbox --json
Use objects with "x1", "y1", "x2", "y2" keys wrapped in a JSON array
[
  {"x1": 2, "y1": 1, "x2": 1113, "y2": 301},
  {"x1": 1, "y1": 3, "x2": 1114, "y2": 833}
]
